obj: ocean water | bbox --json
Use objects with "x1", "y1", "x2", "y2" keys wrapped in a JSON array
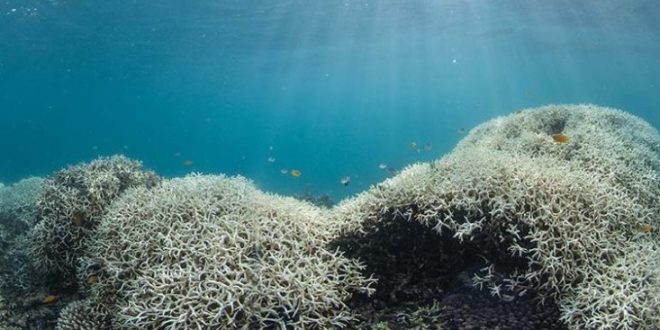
[{"x1": 1, "y1": 0, "x2": 659, "y2": 200}]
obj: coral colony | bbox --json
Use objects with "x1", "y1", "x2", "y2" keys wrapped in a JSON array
[{"x1": 1, "y1": 105, "x2": 658, "y2": 329}]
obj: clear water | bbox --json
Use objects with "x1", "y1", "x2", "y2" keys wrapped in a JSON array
[{"x1": 1, "y1": 0, "x2": 659, "y2": 200}]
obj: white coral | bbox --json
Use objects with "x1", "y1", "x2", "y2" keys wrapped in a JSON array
[
  {"x1": 334, "y1": 104, "x2": 660, "y2": 329},
  {"x1": 85, "y1": 174, "x2": 375, "y2": 329}
]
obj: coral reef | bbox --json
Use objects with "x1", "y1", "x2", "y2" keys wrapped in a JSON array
[
  {"x1": 72, "y1": 174, "x2": 374, "y2": 329},
  {"x1": 0, "y1": 177, "x2": 44, "y2": 227},
  {"x1": 0, "y1": 178, "x2": 45, "y2": 309},
  {"x1": 332, "y1": 104, "x2": 660, "y2": 330},
  {"x1": 436, "y1": 270, "x2": 564, "y2": 329},
  {"x1": 1, "y1": 156, "x2": 158, "y2": 329},
  {"x1": 55, "y1": 299, "x2": 111, "y2": 330},
  {"x1": 28, "y1": 155, "x2": 160, "y2": 284},
  {"x1": 2, "y1": 104, "x2": 657, "y2": 330}
]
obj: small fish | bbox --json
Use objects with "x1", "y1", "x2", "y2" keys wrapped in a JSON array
[
  {"x1": 552, "y1": 133, "x2": 569, "y2": 143},
  {"x1": 173, "y1": 152, "x2": 182, "y2": 157},
  {"x1": 280, "y1": 168, "x2": 288, "y2": 175},
  {"x1": 183, "y1": 159, "x2": 194, "y2": 166},
  {"x1": 267, "y1": 156, "x2": 276, "y2": 163},
  {"x1": 378, "y1": 163, "x2": 388, "y2": 170},
  {"x1": 87, "y1": 275, "x2": 98, "y2": 285},
  {"x1": 340, "y1": 176, "x2": 351, "y2": 186},
  {"x1": 458, "y1": 128, "x2": 466, "y2": 134},
  {"x1": 290, "y1": 169, "x2": 302, "y2": 177},
  {"x1": 41, "y1": 295, "x2": 57, "y2": 304},
  {"x1": 424, "y1": 143, "x2": 432, "y2": 151},
  {"x1": 640, "y1": 224, "x2": 653, "y2": 233},
  {"x1": 269, "y1": 145, "x2": 273, "y2": 151},
  {"x1": 410, "y1": 141, "x2": 417, "y2": 150}
]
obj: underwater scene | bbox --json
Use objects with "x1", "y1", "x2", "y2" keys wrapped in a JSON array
[{"x1": 1, "y1": 1, "x2": 659, "y2": 329}]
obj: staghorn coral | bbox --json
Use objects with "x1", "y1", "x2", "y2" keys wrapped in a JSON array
[
  {"x1": 332, "y1": 105, "x2": 659, "y2": 330},
  {"x1": 79, "y1": 174, "x2": 374, "y2": 329},
  {"x1": 1, "y1": 157, "x2": 157, "y2": 328},
  {"x1": 56, "y1": 299, "x2": 111, "y2": 330},
  {"x1": 28, "y1": 155, "x2": 159, "y2": 285},
  {"x1": 7, "y1": 105, "x2": 658, "y2": 329}
]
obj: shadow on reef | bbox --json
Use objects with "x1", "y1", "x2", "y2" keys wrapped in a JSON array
[{"x1": 331, "y1": 211, "x2": 566, "y2": 330}]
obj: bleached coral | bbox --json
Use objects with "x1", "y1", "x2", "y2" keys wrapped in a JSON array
[
  {"x1": 333, "y1": 105, "x2": 660, "y2": 329},
  {"x1": 28, "y1": 155, "x2": 159, "y2": 283},
  {"x1": 56, "y1": 299, "x2": 111, "y2": 330},
  {"x1": 82, "y1": 174, "x2": 375, "y2": 329},
  {"x1": 559, "y1": 241, "x2": 660, "y2": 330}
]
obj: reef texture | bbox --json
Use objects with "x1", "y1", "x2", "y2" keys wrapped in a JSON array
[
  {"x1": 0, "y1": 177, "x2": 44, "y2": 227},
  {"x1": 0, "y1": 178, "x2": 46, "y2": 324},
  {"x1": 333, "y1": 104, "x2": 660, "y2": 330},
  {"x1": 0, "y1": 156, "x2": 159, "y2": 329},
  {"x1": 55, "y1": 299, "x2": 110, "y2": 330},
  {"x1": 63, "y1": 174, "x2": 374, "y2": 329},
  {"x1": 2, "y1": 104, "x2": 658, "y2": 330},
  {"x1": 28, "y1": 155, "x2": 160, "y2": 283}
]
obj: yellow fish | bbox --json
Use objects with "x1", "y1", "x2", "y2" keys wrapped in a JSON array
[
  {"x1": 87, "y1": 275, "x2": 98, "y2": 285},
  {"x1": 290, "y1": 169, "x2": 302, "y2": 177},
  {"x1": 410, "y1": 141, "x2": 417, "y2": 149},
  {"x1": 42, "y1": 295, "x2": 57, "y2": 304},
  {"x1": 183, "y1": 159, "x2": 194, "y2": 166}
]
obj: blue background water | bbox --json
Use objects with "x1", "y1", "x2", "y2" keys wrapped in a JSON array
[{"x1": 1, "y1": 0, "x2": 659, "y2": 200}]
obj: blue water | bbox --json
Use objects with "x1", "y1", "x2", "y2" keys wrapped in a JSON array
[{"x1": 1, "y1": 0, "x2": 659, "y2": 200}]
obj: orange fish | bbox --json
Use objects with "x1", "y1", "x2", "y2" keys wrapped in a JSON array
[
  {"x1": 290, "y1": 169, "x2": 301, "y2": 177},
  {"x1": 551, "y1": 133, "x2": 569, "y2": 143},
  {"x1": 183, "y1": 159, "x2": 194, "y2": 166},
  {"x1": 42, "y1": 295, "x2": 57, "y2": 304}
]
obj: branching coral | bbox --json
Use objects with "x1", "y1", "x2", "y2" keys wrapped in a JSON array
[
  {"x1": 8, "y1": 105, "x2": 657, "y2": 329},
  {"x1": 27, "y1": 155, "x2": 159, "y2": 284},
  {"x1": 332, "y1": 104, "x2": 659, "y2": 329},
  {"x1": 56, "y1": 299, "x2": 111, "y2": 330},
  {"x1": 81, "y1": 174, "x2": 374, "y2": 329}
]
